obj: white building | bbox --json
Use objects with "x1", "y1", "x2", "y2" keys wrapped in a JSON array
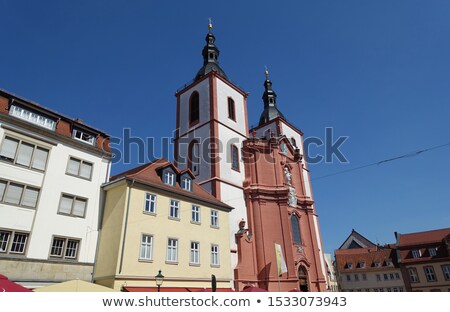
[{"x1": 0, "y1": 89, "x2": 111, "y2": 289}]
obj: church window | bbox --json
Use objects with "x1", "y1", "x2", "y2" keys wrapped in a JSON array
[
  {"x1": 189, "y1": 91, "x2": 200, "y2": 125},
  {"x1": 291, "y1": 214, "x2": 302, "y2": 244},
  {"x1": 227, "y1": 97, "x2": 235, "y2": 121},
  {"x1": 231, "y1": 145, "x2": 239, "y2": 171},
  {"x1": 188, "y1": 140, "x2": 200, "y2": 175}
]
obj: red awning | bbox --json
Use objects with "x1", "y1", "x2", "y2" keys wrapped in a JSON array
[
  {"x1": 122, "y1": 286, "x2": 234, "y2": 292},
  {"x1": 0, "y1": 275, "x2": 32, "y2": 292}
]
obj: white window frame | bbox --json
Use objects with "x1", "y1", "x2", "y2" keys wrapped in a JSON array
[
  {"x1": 424, "y1": 266, "x2": 437, "y2": 282},
  {"x1": 72, "y1": 129, "x2": 96, "y2": 145},
  {"x1": 0, "y1": 136, "x2": 49, "y2": 171},
  {"x1": 169, "y1": 199, "x2": 180, "y2": 219},
  {"x1": 0, "y1": 230, "x2": 29, "y2": 254},
  {"x1": 181, "y1": 176, "x2": 192, "y2": 191},
  {"x1": 49, "y1": 236, "x2": 80, "y2": 260},
  {"x1": 211, "y1": 244, "x2": 219, "y2": 266},
  {"x1": 163, "y1": 170, "x2": 175, "y2": 186},
  {"x1": 408, "y1": 268, "x2": 419, "y2": 283},
  {"x1": 66, "y1": 157, "x2": 93, "y2": 180},
  {"x1": 9, "y1": 104, "x2": 56, "y2": 130},
  {"x1": 190, "y1": 241, "x2": 200, "y2": 265},
  {"x1": 428, "y1": 247, "x2": 437, "y2": 257},
  {"x1": 139, "y1": 234, "x2": 153, "y2": 261},
  {"x1": 411, "y1": 249, "x2": 421, "y2": 258},
  {"x1": 166, "y1": 238, "x2": 178, "y2": 263},
  {"x1": 58, "y1": 194, "x2": 88, "y2": 218},
  {"x1": 442, "y1": 265, "x2": 450, "y2": 280},
  {"x1": 191, "y1": 205, "x2": 200, "y2": 223},
  {"x1": 210, "y1": 210, "x2": 219, "y2": 228},
  {"x1": 144, "y1": 193, "x2": 157, "y2": 214}
]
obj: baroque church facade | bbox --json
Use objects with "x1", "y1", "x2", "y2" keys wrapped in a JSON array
[{"x1": 174, "y1": 23, "x2": 328, "y2": 291}]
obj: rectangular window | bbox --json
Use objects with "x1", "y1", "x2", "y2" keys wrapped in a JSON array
[
  {"x1": 169, "y1": 200, "x2": 180, "y2": 219},
  {"x1": 10, "y1": 105, "x2": 56, "y2": 130},
  {"x1": 389, "y1": 273, "x2": 395, "y2": 280},
  {"x1": 362, "y1": 274, "x2": 367, "y2": 281},
  {"x1": 395, "y1": 273, "x2": 400, "y2": 279},
  {"x1": 166, "y1": 238, "x2": 178, "y2": 262},
  {"x1": 0, "y1": 230, "x2": 28, "y2": 254},
  {"x1": 58, "y1": 194, "x2": 87, "y2": 218},
  {"x1": 383, "y1": 274, "x2": 388, "y2": 281},
  {"x1": 163, "y1": 171, "x2": 175, "y2": 186},
  {"x1": 66, "y1": 157, "x2": 93, "y2": 180},
  {"x1": 354, "y1": 274, "x2": 359, "y2": 281},
  {"x1": 211, "y1": 244, "x2": 219, "y2": 266},
  {"x1": 346, "y1": 275, "x2": 351, "y2": 281},
  {"x1": 50, "y1": 237, "x2": 80, "y2": 260},
  {"x1": 231, "y1": 145, "x2": 239, "y2": 171},
  {"x1": 442, "y1": 265, "x2": 450, "y2": 280},
  {"x1": 0, "y1": 179, "x2": 40, "y2": 208},
  {"x1": 190, "y1": 241, "x2": 200, "y2": 264},
  {"x1": 0, "y1": 136, "x2": 49, "y2": 171},
  {"x1": 181, "y1": 177, "x2": 192, "y2": 191},
  {"x1": 428, "y1": 247, "x2": 437, "y2": 257},
  {"x1": 411, "y1": 249, "x2": 421, "y2": 258},
  {"x1": 140, "y1": 234, "x2": 153, "y2": 260},
  {"x1": 72, "y1": 129, "x2": 95, "y2": 145},
  {"x1": 210, "y1": 210, "x2": 219, "y2": 227},
  {"x1": 191, "y1": 205, "x2": 200, "y2": 223},
  {"x1": 144, "y1": 193, "x2": 157, "y2": 214},
  {"x1": 424, "y1": 266, "x2": 437, "y2": 282},
  {"x1": 376, "y1": 274, "x2": 381, "y2": 281},
  {"x1": 228, "y1": 98, "x2": 236, "y2": 121},
  {"x1": 408, "y1": 268, "x2": 419, "y2": 283}
]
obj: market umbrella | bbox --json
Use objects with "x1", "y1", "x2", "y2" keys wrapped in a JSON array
[{"x1": 0, "y1": 274, "x2": 32, "y2": 292}]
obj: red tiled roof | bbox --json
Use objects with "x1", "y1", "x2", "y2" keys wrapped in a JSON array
[
  {"x1": 109, "y1": 158, "x2": 233, "y2": 211},
  {"x1": 397, "y1": 228, "x2": 450, "y2": 247},
  {"x1": 335, "y1": 247, "x2": 395, "y2": 271}
]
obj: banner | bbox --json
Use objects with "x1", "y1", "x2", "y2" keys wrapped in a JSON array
[{"x1": 275, "y1": 243, "x2": 288, "y2": 276}]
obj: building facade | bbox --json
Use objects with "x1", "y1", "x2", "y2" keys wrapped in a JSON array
[
  {"x1": 174, "y1": 23, "x2": 328, "y2": 291},
  {"x1": 0, "y1": 89, "x2": 111, "y2": 288},
  {"x1": 335, "y1": 230, "x2": 406, "y2": 292},
  {"x1": 93, "y1": 159, "x2": 233, "y2": 291},
  {"x1": 395, "y1": 228, "x2": 450, "y2": 292}
]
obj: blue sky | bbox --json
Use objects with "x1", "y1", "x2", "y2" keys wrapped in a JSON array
[{"x1": 1, "y1": 0, "x2": 449, "y2": 254}]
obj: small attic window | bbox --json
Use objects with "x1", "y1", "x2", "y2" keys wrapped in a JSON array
[
  {"x1": 163, "y1": 169, "x2": 175, "y2": 186},
  {"x1": 346, "y1": 262, "x2": 353, "y2": 269},
  {"x1": 73, "y1": 128, "x2": 96, "y2": 145},
  {"x1": 181, "y1": 176, "x2": 192, "y2": 192},
  {"x1": 358, "y1": 261, "x2": 366, "y2": 269},
  {"x1": 10, "y1": 104, "x2": 56, "y2": 130},
  {"x1": 374, "y1": 261, "x2": 381, "y2": 267},
  {"x1": 385, "y1": 260, "x2": 393, "y2": 267}
]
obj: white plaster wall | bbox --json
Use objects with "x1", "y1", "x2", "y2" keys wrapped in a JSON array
[
  {"x1": 217, "y1": 124, "x2": 246, "y2": 183},
  {"x1": 253, "y1": 122, "x2": 277, "y2": 138},
  {"x1": 27, "y1": 143, "x2": 109, "y2": 263},
  {"x1": 178, "y1": 79, "x2": 210, "y2": 136},
  {"x1": 216, "y1": 79, "x2": 247, "y2": 135},
  {"x1": 313, "y1": 212, "x2": 328, "y2": 286}
]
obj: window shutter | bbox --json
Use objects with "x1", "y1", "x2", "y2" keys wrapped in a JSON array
[
  {"x1": 59, "y1": 195, "x2": 73, "y2": 214},
  {"x1": 67, "y1": 158, "x2": 80, "y2": 175},
  {"x1": 0, "y1": 137, "x2": 19, "y2": 160},
  {"x1": 79, "y1": 162, "x2": 92, "y2": 179},
  {"x1": 22, "y1": 187, "x2": 39, "y2": 208},
  {"x1": 16, "y1": 142, "x2": 34, "y2": 167},
  {"x1": 4, "y1": 183, "x2": 24, "y2": 205},
  {"x1": 73, "y1": 198, "x2": 86, "y2": 217},
  {"x1": 31, "y1": 147, "x2": 49, "y2": 171}
]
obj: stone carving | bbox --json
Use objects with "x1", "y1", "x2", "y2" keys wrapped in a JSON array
[
  {"x1": 288, "y1": 186, "x2": 297, "y2": 207},
  {"x1": 284, "y1": 167, "x2": 292, "y2": 185}
]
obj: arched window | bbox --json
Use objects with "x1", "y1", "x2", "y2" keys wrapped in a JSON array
[
  {"x1": 291, "y1": 214, "x2": 302, "y2": 244},
  {"x1": 188, "y1": 140, "x2": 200, "y2": 175},
  {"x1": 231, "y1": 144, "x2": 239, "y2": 171},
  {"x1": 189, "y1": 91, "x2": 199, "y2": 125},
  {"x1": 227, "y1": 97, "x2": 235, "y2": 121},
  {"x1": 298, "y1": 266, "x2": 309, "y2": 292}
]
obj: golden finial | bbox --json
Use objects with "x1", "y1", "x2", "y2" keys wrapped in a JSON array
[
  {"x1": 265, "y1": 66, "x2": 269, "y2": 79},
  {"x1": 208, "y1": 18, "x2": 213, "y2": 31}
]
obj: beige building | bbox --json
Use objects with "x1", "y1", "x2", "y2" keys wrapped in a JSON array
[
  {"x1": 395, "y1": 228, "x2": 450, "y2": 292},
  {"x1": 335, "y1": 230, "x2": 405, "y2": 292},
  {"x1": 93, "y1": 159, "x2": 233, "y2": 291}
]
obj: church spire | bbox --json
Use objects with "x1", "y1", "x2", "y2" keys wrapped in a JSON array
[
  {"x1": 194, "y1": 19, "x2": 228, "y2": 81},
  {"x1": 259, "y1": 67, "x2": 285, "y2": 126}
]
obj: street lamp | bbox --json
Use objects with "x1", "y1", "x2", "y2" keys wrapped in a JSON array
[{"x1": 155, "y1": 270, "x2": 164, "y2": 292}]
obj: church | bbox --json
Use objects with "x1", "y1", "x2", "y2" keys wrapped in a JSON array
[{"x1": 174, "y1": 22, "x2": 328, "y2": 291}]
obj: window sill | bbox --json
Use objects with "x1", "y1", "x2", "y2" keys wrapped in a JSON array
[
  {"x1": 138, "y1": 258, "x2": 153, "y2": 263},
  {"x1": 210, "y1": 225, "x2": 220, "y2": 229},
  {"x1": 65, "y1": 172, "x2": 92, "y2": 181},
  {"x1": 168, "y1": 217, "x2": 180, "y2": 221},
  {"x1": 143, "y1": 211, "x2": 157, "y2": 216},
  {"x1": 165, "y1": 261, "x2": 178, "y2": 265},
  {"x1": 210, "y1": 264, "x2": 220, "y2": 268},
  {"x1": 189, "y1": 263, "x2": 200, "y2": 267},
  {"x1": 190, "y1": 221, "x2": 201, "y2": 225}
]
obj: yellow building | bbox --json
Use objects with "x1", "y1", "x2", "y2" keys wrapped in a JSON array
[{"x1": 93, "y1": 159, "x2": 233, "y2": 291}]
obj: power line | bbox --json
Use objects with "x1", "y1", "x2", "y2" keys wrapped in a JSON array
[{"x1": 311, "y1": 142, "x2": 450, "y2": 181}]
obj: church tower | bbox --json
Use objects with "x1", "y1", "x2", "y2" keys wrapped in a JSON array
[
  {"x1": 174, "y1": 22, "x2": 249, "y2": 269},
  {"x1": 234, "y1": 70, "x2": 328, "y2": 291}
]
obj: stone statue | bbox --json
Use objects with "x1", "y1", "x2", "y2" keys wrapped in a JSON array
[
  {"x1": 288, "y1": 186, "x2": 297, "y2": 207},
  {"x1": 284, "y1": 167, "x2": 292, "y2": 185}
]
